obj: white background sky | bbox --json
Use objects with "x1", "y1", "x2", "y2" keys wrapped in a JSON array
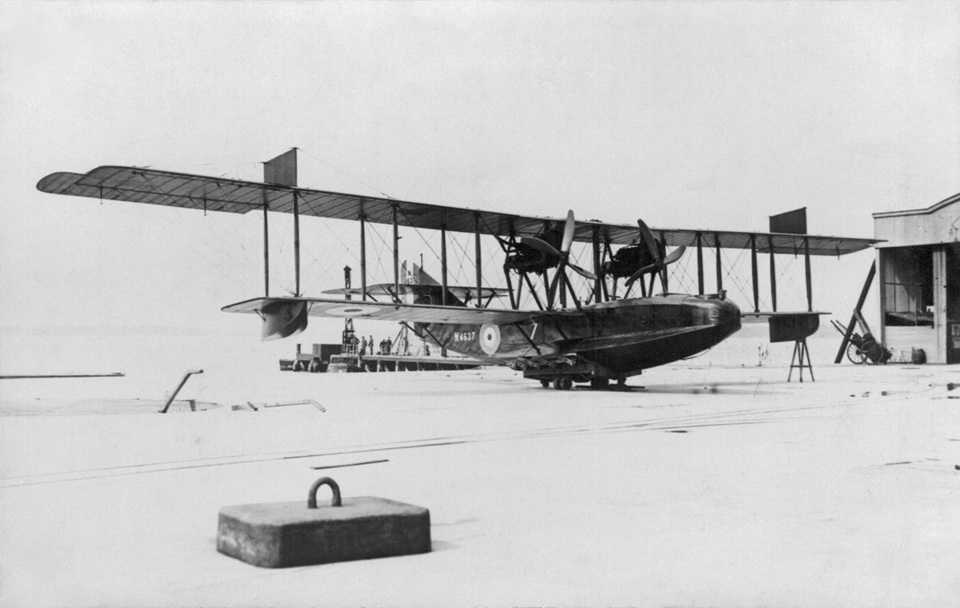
[{"x1": 1, "y1": 1, "x2": 958, "y2": 344}]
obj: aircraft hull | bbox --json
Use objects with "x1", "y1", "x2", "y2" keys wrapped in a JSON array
[{"x1": 419, "y1": 294, "x2": 741, "y2": 379}]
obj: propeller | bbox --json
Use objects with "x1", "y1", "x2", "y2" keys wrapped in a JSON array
[
  {"x1": 520, "y1": 210, "x2": 597, "y2": 281},
  {"x1": 624, "y1": 220, "x2": 686, "y2": 292}
]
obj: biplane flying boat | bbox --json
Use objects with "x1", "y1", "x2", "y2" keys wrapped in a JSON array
[{"x1": 37, "y1": 149, "x2": 877, "y2": 389}]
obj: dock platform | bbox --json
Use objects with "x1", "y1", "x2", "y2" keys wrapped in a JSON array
[{"x1": 329, "y1": 354, "x2": 483, "y2": 373}]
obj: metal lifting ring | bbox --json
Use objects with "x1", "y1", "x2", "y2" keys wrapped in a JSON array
[{"x1": 307, "y1": 477, "x2": 342, "y2": 508}]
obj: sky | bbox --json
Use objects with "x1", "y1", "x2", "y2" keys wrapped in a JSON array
[{"x1": 1, "y1": 1, "x2": 958, "y2": 348}]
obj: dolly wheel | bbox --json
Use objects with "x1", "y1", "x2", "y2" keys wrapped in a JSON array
[
  {"x1": 540, "y1": 379, "x2": 551, "y2": 388},
  {"x1": 846, "y1": 343, "x2": 867, "y2": 365},
  {"x1": 553, "y1": 376, "x2": 572, "y2": 390}
]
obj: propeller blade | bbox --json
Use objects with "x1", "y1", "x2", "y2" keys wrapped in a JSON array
[
  {"x1": 662, "y1": 245, "x2": 686, "y2": 265},
  {"x1": 520, "y1": 236, "x2": 560, "y2": 257},
  {"x1": 622, "y1": 244, "x2": 684, "y2": 290},
  {"x1": 624, "y1": 263, "x2": 660, "y2": 289},
  {"x1": 568, "y1": 262, "x2": 598, "y2": 281},
  {"x1": 636, "y1": 219, "x2": 659, "y2": 262},
  {"x1": 561, "y1": 210, "x2": 576, "y2": 253}
]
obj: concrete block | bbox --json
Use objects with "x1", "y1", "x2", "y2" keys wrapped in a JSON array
[{"x1": 217, "y1": 478, "x2": 430, "y2": 568}]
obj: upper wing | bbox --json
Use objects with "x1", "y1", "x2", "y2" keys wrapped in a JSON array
[
  {"x1": 37, "y1": 165, "x2": 878, "y2": 255},
  {"x1": 222, "y1": 296, "x2": 577, "y2": 325}
]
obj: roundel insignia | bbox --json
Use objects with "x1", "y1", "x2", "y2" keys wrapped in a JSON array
[
  {"x1": 323, "y1": 305, "x2": 381, "y2": 318},
  {"x1": 479, "y1": 323, "x2": 501, "y2": 355}
]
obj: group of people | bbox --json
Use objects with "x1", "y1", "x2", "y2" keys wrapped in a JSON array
[{"x1": 359, "y1": 335, "x2": 392, "y2": 356}]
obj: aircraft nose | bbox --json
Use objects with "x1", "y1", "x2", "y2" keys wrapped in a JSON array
[{"x1": 718, "y1": 298, "x2": 741, "y2": 336}]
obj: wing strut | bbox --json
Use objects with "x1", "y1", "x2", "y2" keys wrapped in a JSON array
[
  {"x1": 696, "y1": 232, "x2": 704, "y2": 295},
  {"x1": 440, "y1": 224, "x2": 448, "y2": 307},
  {"x1": 262, "y1": 189, "x2": 270, "y2": 296},
  {"x1": 768, "y1": 234, "x2": 777, "y2": 311},
  {"x1": 523, "y1": 272, "x2": 545, "y2": 311},
  {"x1": 360, "y1": 214, "x2": 368, "y2": 301},
  {"x1": 293, "y1": 190, "x2": 301, "y2": 296},
  {"x1": 512, "y1": 322, "x2": 542, "y2": 356},
  {"x1": 393, "y1": 204, "x2": 400, "y2": 301},
  {"x1": 715, "y1": 233, "x2": 723, "y2": 293},
  {"x1": 751, "y1": 234, "x2": 759, "y2": 313}
]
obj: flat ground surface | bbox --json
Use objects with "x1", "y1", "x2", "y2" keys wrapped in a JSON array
[{"x1": 2, "y1": 357, "x2": 959, "y2": 607}]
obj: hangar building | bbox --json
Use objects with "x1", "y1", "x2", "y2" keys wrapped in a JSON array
[{"x1": 873, "y1": 192, "x2": 960, "y2": 364}]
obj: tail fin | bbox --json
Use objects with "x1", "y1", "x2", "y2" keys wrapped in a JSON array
[{"x1": 412, "y1": 265, "x2": 466, "y2": 306}]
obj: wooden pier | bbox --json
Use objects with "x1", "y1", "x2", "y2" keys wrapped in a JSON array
[{"x1": 328, "y1": 354, "x2": 482, "y2": 373}]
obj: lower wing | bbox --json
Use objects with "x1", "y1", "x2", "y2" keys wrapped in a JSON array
[
  {"x1": 222, "y1": 297, "x2": 576, "y2": 340},
  {"x1": 741, "y1": 310, "x2": 825, "y2": 342}
]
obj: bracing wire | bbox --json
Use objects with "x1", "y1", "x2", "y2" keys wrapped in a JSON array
[
  {"x1": 719, "y1": 247, "x2": 755, "y2": 307},
  {"x1": 668, "y1": 249, "x2": 694, "y2": 294},
  {"x1": 298, "y1": 147, "x2": 396, "y2": 200},
  {"x1": 299, "y1": 219, "x2": 362, "y2": 294},
  {"x1": 366, "y1": 222, "x2": 392, "y2": 286},
  {"x1": 447, "y1": 231, "x2": 471, "y2": 288},
  {"x1": 115, "y1": 202, "x2": 257, "y2": 296}
]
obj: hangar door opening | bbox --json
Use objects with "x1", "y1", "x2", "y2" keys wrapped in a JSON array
[
  {"x1": 881, "y1": 246, "x2": 935, "y2": 361},
  {"x1": 947, "y1": 244, "x2": 960, "y2": 364}
]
